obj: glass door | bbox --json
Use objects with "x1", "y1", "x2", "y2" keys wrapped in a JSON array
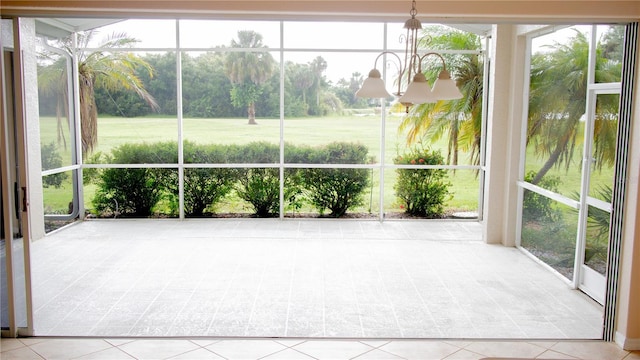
[
  {"x1": 519, "y1": 24, "x2": 625, "y2": 306},
  {"x1": 576, "y1": 90, "x2": 620, "y2": 304}
]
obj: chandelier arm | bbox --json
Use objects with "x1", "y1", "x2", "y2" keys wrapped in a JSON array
[
  {"x1": 373, "y1": 51, "x2": 404, "y2": 96},
  {"x1": 417, "y1": 52, "x2": 448, "y2": 72},
  {"x1": 373, "y1": 51, "x2": 402, "y2": 70},
  {"x1": 409, "y1": 52, "x2": 423, "y2": 74}
]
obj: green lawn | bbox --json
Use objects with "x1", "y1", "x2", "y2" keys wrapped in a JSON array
[{"x1": 40, "y1": 114, "x2": 614, "y2": 217}]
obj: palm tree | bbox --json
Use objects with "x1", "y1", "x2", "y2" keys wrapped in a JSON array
[
  {"x1": 289, "y1": 62, "x2": 314, "y2": 106},
  {"x1": 38, "y1": 31, "x2": 159, "y2": 155},
  {"x1": 527, "y1": 29, "x2": 621, "y2": 184},
  {"x1": 224, "y1": 30, "x2": 276, "y2": 125},
  {"x1": 310, "y1": 56, "x2": 328, "y2": 112},
  {"x1": 399, "y1": 27, "x2": 484, "y2": 166}
]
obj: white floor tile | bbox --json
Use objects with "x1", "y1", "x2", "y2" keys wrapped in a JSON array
[
  {"x1": 205, "y1": 339, "x2": 287, "y2": 359},
  {"x1": 549, "y1": 341, "x2": 630, "y2": 360},
  {"x1": 463, "y1": 341, "x2": 547, "y2": 358},
  {"x1": 118, "y1": 339, "x2": 200, "y2": 359},
  {"x1": 0, "y1": 346, "x2": 45, "y2": 360},
  {"x1": 73, "y1": 347, "x2": 136, "y2": 359},
  {"x1": 379, "y1": 341, "x2": 460, "y2": 359},
  {"x1": 1, "y1": 339, "x2": 27, "y2": 353},
  {"x1": 351, "y1": 348, "x2": 406, "y2": 359},
  {"x1": 167, "y1": 348, "x2": 225, "y2": 359},
  {"x1": 292, "y1": 340, "x2": 374, "y2": 359},
  {"x1": 261, "y1": 348, "x2": 318, "y2": 359},
  {"x1": 28, "y1": 339, "x2": 111, "y2": 359}
]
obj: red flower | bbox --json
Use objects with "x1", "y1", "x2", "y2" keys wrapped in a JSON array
[
  {"x1": 418, "y1": 158, "x2": 425, "y2": 163},
  {"x1": 410, "y1": 159, "x2": 416, "y2": 164}
]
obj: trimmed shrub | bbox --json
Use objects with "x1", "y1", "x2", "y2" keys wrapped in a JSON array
[
  {"x1": 233, "y1": 142, "x2": 280, "y2": 217},
  {"x1": 183, "y1": 142, "x2": 238, "y2": 216},
  {"x1": 233, "y1": 142, "x2": 304, "y2": 217},
  {"x1": 41, "y1": 142, "x2": 68, "y2": 188},
  {"x1": 92, "y1": 142, "x2": 177, "y2": 217},
  {"x1": 300, "y1": 142, "x2": 370, "y2": 217},
  {"x1": 236, "y1": 167, "x2": 281, "y2": 217},
  {"x1": 394, "y1": 147, "x2": 450, "y2": 218},
  {"x1": 523, "y1": 170, "x2": 562, "y2": 223}
]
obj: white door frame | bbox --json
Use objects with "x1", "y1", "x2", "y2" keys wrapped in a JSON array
[
  {"x1": 576, "y1": 84, "x2": 621, "y2": 304},
  {"x1": 1, "y1": 18, "x2": 35, "y2": 337}
]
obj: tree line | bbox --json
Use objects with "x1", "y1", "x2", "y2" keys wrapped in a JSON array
[{"x1": 38, "y1": 30, "x2": 370, "y2": 123}]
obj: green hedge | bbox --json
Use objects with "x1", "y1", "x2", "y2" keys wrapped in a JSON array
[{"x1": 91, "y1": 141, "x2": 371, "y2": 218}]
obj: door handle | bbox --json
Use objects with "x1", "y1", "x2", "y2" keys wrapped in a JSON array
[
  {"x1": 14, "y1": 182, "x2": 19, "y2": 214},
  {"x1": 21, "y1": 186, "x2": 27, "y2": 212}
]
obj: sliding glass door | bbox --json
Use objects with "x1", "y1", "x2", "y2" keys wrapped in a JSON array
[{"x1": 518, "y1": 24, "x2": 623, "y2": 305}]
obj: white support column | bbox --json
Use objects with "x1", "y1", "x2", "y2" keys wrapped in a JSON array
[{"x1": 482, "y1": 24, "x2": 527, "y2": 246}]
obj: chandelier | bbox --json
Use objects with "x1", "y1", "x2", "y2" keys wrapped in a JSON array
[{"x1": 355, "y1": 0, "x2": 463, "y2": 112}]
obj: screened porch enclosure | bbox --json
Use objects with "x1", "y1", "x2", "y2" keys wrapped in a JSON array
[
  {"x1": 23, "y1": 18, "x2": 628, "y2": 340},
  {"x1": 38, "y1": 19, "x2": 485, "y2": 223}
]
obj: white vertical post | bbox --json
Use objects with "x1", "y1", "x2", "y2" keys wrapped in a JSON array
[
  {"x1": 71, "y1": 33, "x2": 85, "y2": 219},
  {"x1": 176, "y1": 20, "x2": 185, "y2": 220},
  {"x1": 279, "y1": 21, "x2": 285, "y2": 219},
  {"x1": 477, "y1": 35, "x2": 490, "y2": 221},
  {"x1": 379, "y1": 23, "x2": 388, "y2": 221},
  {"x1": 572, "y1": 25, "x2": 599, "y2": 288}
]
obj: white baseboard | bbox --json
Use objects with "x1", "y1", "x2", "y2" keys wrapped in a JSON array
[{"x1": 615, "y1": 331, "x2": 640, "y2": 350}]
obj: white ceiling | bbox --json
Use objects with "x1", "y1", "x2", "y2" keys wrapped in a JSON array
[
  {"x1": 35, "y1": 18, "x2": 124, "y2": 38},
  {"x1": 35, "y1": 17, "x2": 492, "y2": 39}
]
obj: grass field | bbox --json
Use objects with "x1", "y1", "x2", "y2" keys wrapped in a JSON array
[{"x1": 40, "y1": 114, "x2": 614, "y2": 217}]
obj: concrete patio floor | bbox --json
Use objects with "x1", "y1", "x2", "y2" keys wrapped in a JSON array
[{"x1": 31, "y1": 219, "x2": 603, "y2": 338}]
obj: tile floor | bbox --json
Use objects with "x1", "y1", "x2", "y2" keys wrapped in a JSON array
[
  {"x1": 27, "y1": 219, "x2": 603, "y2": 339},
  {"x1": 2, "y1": 337, "x2": 639, "y2": 359}
]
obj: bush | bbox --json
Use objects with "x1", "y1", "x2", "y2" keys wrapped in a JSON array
[
  {"x1": 233, "y1": 142, "x2": 304, "y2": 217},
  {"x1": 232, "y1": 142, "x2": 280, "y2": 217},
  {"x1": 299, "y1": 142, "x2": 370, "y2": 217},
  {"x1": 83, "y1": 152, "x2": 105, "y2": 185},
  {"x1": 236, "y1": 168, "x2": 281, "y2": 217},
  {"x1": 183, "y1": 142, "x2": 238, "y2": 216},
  {"x1": 92, "y1": 142, "x2": 177, "y2": 217},
  {"x1": 41, "y1": 142, "x2": 68, "y2": 188},
  {"x1": 523, "y1": 170, "x2": 562, "y2": 223},
  {"x1": 394, "y1": 147, "x2": 450, "y2": 217},
  {"x1": 234, "y1": 142, "x2": 280, "y2": 217}
]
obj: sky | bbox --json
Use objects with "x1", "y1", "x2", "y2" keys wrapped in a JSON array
[{"x1": 85, "y1": 19, "x2": 470, "y2": 84}]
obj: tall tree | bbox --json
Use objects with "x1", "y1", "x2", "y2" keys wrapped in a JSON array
[
  {"x1": 289, "y1": 62, "x2": 314, "y2": 107},
  {"x1": 38, "y1": 31, "x2": 159, "y2": 155},
  {"x1": 224, "y1": 30, "x2": 276, "y2": 125},
  {"x1": 527, "y1": 28, "x2": 621, "y2": 184},
  {"x1": 399, "y1": 27, "x2": 484, "y2": 166},
  {"x1": 310, "y1": 56, "x2": 328, "y2": 112}
]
